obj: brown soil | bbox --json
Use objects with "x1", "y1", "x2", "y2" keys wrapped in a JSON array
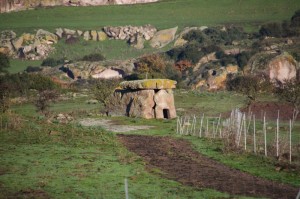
[
  {"x1": 118, "y1": 135, "x2": 299, "y2": 199},
  {"x1": 241, "y1": 102, "x2": 299, "y2": 121}
]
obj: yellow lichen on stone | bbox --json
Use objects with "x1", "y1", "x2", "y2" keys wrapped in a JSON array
[{"x1": 120, "y1": 79, "x2": 176, "y2": 90}]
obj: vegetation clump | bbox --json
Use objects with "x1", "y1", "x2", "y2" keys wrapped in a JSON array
[{"x1": 80, "y1": 53, "x2": 105, "y2": 62}]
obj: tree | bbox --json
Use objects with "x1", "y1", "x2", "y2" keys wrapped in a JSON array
[
  {"x1": 34, "y1": 90, "x2": 59, "y2": 114},
  {"x1": 291, "y1": 9, "x2": 300, "y2": 27},
  {"x1": 0, "y1": 53, "x2": 10, "y2": 74},
  {"x1": 275, "y1": 78, "x2": 300, "y2": 126},
  {"x1": 227, "y1": 74, "x2": 272, "y2": 105},
  {"x1": 92, "y1": 79, "x2": 121, "y2": 115}
]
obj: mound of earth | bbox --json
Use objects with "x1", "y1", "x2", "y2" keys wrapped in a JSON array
[
  {"x1": 242, "y1": 102, "x2": 299, "y2": 121},
  {"x1": 118, "y1": 135, "x2": 298, "y2": 199}
]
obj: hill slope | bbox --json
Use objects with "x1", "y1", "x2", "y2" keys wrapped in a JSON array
[{"x1": 0, "y1": 0, "x2": 300, "y2": 34}]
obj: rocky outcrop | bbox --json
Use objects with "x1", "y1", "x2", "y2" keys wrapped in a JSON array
[
  {"x1": 103, "y1": 25, "x2": 157, "y2": 43},
  {"x1": 0, "y1": 0, "x2": 158, "y2": 13},
  {"x1": 150, "y1": 26, "x2": 178, "y2": 48},
  {"x1": 0, "y1": 29, "x2": 57, "y2": 60},
  {"x1": 174, "y1": 26, "x2": 208, "y2": 47},
  {"x1": 91, "y1": 68, "x2": 124, "y2": 79},
  {"x1": 110, "y1": 79, "x2": 177, "y2": 119},
  {"x1": 268, "y1": 53, "x2": 298, "y2": 83},
  {"x1": 193, "y1": 65, "x2": 239, "y2": 91}
]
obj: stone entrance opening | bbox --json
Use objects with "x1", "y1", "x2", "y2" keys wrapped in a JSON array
[{"x1": 163, "y1": 109, "x2": 170, "y2": 119}]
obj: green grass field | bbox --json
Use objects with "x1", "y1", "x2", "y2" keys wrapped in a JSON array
[
  {"x1": 1, "y1": 91, "x2": 299, "y2": 198},
  {"x1": 1, "y1": 0, "x2": 300, "y2": 34}
]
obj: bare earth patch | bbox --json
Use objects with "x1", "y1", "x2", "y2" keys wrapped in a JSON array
[
  {"x1": 118, "y1": 135, "x2": 298, "y2": 199},
  {"x1": 78, "y1": 118, "x2": 153, "y2": 132}
]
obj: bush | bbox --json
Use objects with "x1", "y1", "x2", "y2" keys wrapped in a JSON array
[
  {"x1": 65, "y1": 36, "x2": 80, "y2": 45},
  {"x1": 275, "y1": 78, "x2": 300, "y2": 123},
  {"x1": 291, "y1": 9, "x2": 300, "y2": 27},
  {"x1": 135, "y1": 54, "x2": 167, "y2": 77},
  {"x1": 227, "y1": 74, "x2": 272, "y2": 104},
  {"x1": 0, "y1": 53, "x2": 10, "y2": 73},
  {"x1": 183, "y1": 30, "x2": 204, "y2": 43},
  {"x1": 34, "y1": 90, "x2": 59, "y2": 114},
  {"x1": 81, "y1": 53, "x2": 105, "y2": 62},
  {"x1": 25, "y1": 66, "x2": 43, "y2": 73},
  {"x1": 259, "y1": 22, "x2": 283, "y2": 37},
  {"x1": 41, "y1": 58, "x2": 65, "y2": 67},
  {"x1": 178, "y1": 42, "x2": 204, "y2": 64}
]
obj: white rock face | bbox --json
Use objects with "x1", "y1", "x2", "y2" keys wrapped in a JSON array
[
  {"x1": 268, "y1": 53, "x2": 298, "y2": 83},
  {"x1": 92, "y1": 68, "x2": 123, "y2": 79}
]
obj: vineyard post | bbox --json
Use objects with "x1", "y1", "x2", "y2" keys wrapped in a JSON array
[
  {"x1": 276, "y1": 110, "x2": 279, "y2": 157},
  {"x1": 199, "y1": 114, "x2": 204, "y2": 137},
  {"x1": 264, "y1": 112, "x2": 267, "y2": 157},
  {"x1": 289, "y1": 119, "x2": 292, "y2": 164},
  {"x1": 253, "y1": 115, "x2": 256, "y2": 154}
]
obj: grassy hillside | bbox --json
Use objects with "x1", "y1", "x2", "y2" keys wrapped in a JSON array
[{"x1": 0, "y1": 0, "x2": 300, "y2": 34}]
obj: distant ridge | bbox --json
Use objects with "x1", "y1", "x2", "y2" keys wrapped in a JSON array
[{"x1": 0, "y1": 0, "x2": 158, "y2": 13}]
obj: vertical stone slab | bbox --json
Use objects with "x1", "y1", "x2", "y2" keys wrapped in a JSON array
[{"x1": 154, "y1": 89, "x2": 176, "y2": 119}]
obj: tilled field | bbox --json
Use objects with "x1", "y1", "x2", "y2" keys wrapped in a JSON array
[{"x1": 118, "y1": 134, "x2": 298, "y2": 199}]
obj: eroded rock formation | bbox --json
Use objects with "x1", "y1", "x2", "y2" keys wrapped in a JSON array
[{"x1": 268, "y1": 53, "x2": 298, "y2": 83}]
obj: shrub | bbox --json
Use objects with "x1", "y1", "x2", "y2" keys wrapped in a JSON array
[
  {"x1": 177, "y1": 42, "x2": 204, "y2": 64},
  {"x1": 135, "y1": 54, "x2": 167, "y2": 76},
  {"x1": 25, "y1": 66, "x2": 43, "y2": 73},
  {"x1": 0, "y1": 53, "x2": 10, "y2": 73},
  {"x1": 81, "y1": 53, "x2": 105, "y2": 62},
  {"x1": 41, "y1": 58, "x2": 65, "y2": 67},
  {"x1": 259, "y1": 22, "x2": 283, "y2": 37},
  {"x1": 92, "y1": 78, "x2": 121, "y2": 115},
  {"x1": 275, "y1": 78, "x2": 300, "y2": 124},
  {"x1": 183, "y1": 30, "x2": 204, "y2": 43},
  {"x1": 34, "y1": 89, "x2": 59, "y2": 114},
  {"x1": 291, "y1": 9, "x2": 300, "y2": 27},
  {"x1": 65, "y1": 36, "x2": 79, "y2": 45},
  {"x1": 227, "y1": 74, "x2": 272, "y2": 104}
]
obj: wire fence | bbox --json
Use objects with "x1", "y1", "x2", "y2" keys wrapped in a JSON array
[{"x1": 176, "y1": 108, "x2": 300, "y2": 165}]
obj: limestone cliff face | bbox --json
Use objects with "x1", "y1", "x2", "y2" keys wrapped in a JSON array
[{"x1": 0, "y1": 0, "x2": 158, "y2": 13}]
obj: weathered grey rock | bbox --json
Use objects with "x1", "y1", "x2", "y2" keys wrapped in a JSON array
[
  {"x1": 268, "y1": 53, "x2": 298, "y2": 83},
  {"x1": 97, "y1": 31, "x2": 107, "y2": 41},
  {"x1": 91, "y1": 30, "x2": 98, "y2": 41},
  {"x1": 63, "y1": 28, "x2": 76, "y2": 35},
  {"x1": 35, "y1": 29, "x2": 58, "y2": 44},
  {"x1": 0, "y1": 30, "x2": 16, "y2": 41},
  {"x1": 35, "y1": 44, "x2": 54, "y2": 58},
  {"x1": 77, "y1": 30, "x2": 83, "y2": 36},
  {"x1": 103, "y1": 25, "x2": 157, "y2": 42},
  {"x1": 62, "y1": 61, "x2": 106, "y2": 80},
  {"x1": 12, "y1": 37, "x2": 24, "y2": 50},
  {"x1": 150, "y1": 26, "x2": 178, "y2": 48},
  {"x1": 55, "y1": 28, "x2": 64, "y2": 38},
  {"x1": 83, "y1": 31, "x2": 91, "y2": 40},
  {"x1": 91, "y1": 68, "x2": 124, "y2": 79},
  {"x1": 131, "y1": 33, "x2": 145, "y2": 49}
]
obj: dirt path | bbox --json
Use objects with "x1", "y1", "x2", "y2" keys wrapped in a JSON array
[
  {"x1": 78, "y1": 118, "x2": 152, "y2": 132},
  {"x1": 118, "y1": 135, "x2": 299, "y2": 199}
]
